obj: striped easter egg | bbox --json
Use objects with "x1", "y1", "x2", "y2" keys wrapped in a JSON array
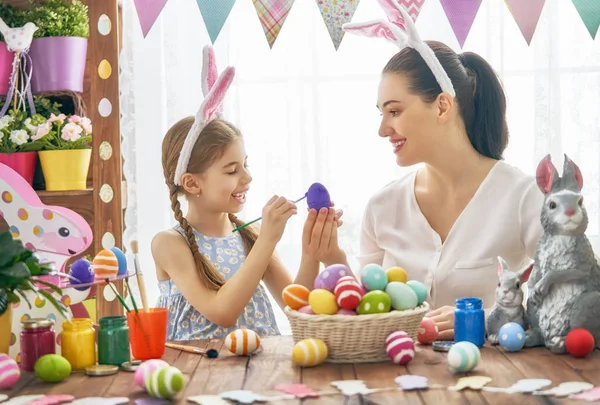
[
  {"x1": 92, "y1": 249, "x2": 119, "y2": 281},
  {"x1": 334, "y1": 276, "x2": 363, "y2": 310},
  {"x1": 282, "y1": 284, "x2": 310, "y2": 310},
  {"x1": 0, "y1": 353, "x2": 20, "y2": 389},
  {"x1": 447, "y1": 341, "x2": 480, "y2": 372},
  {"x1": 145, "y1": 366, "x2": 184, "y2": 399},
  {"x1": 225, "y1": 328, "x2": 261, "y2": 356},
  {"x1": 134, "y1": 359, "x2": 169, "y2": 387},
  {"x1": 385, "y1": 331, "x2": 415, "y2": 365},
  {"x1": 291, "y1": 338, "x2": 328, "y2": 367}
]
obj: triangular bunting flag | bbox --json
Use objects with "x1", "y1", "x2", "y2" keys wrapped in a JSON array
[
  {"x1": 439, "y1": 0, "x2": 482, "y2": 48},
  {"x1": 133, "y1": 0, "x2": 169, "y2": 38},
  {"x1": 316, "y1": 0, "x2": 361, "y2": 50},
  {"x1": 572, "y1": 0, "x2": 600, "y2": 39},
  {"x1": 196, "y1": 0, "x2": 237, "y2": 44},
  {"x1": 504, "y1": 0, "x2": 546, "y2": 45},
  {"x1": 397, "y1": 0, "x2": 427, "y2": 22},
  {"x1": 253, "y1": 0, "x2": 296, "y2": 48}
]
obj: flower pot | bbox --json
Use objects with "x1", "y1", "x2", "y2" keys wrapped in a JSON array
[
  {"x1": 0, "y1": 305, "x2": 12, "y2": 354},
  {"x1": 0, "y1": 151, "x2": 39, "y2": 186},
  {"x1": 29, "y1": 37, "x2": 88, "y2": 93},
  {"x1": 0, "y1": 43, "x2": 14, "y2": 96},
  {"x1": 39, "y1": 149, "x2": 91, "y2": 191}
]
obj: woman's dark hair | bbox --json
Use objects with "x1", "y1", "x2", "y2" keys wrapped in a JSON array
[{"x1": 383, "y1": 40, "x2": 508, "y2": 160}]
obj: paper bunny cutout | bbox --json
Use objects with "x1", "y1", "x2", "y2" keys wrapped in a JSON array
[
  {"x1": 174, "y1": 45, "x2": 235, "y2": 186},
  {"x1": 342, "y1": 0, "x2": 455, "y2": 97}
]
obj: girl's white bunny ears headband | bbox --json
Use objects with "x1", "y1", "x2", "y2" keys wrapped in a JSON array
[
  {"x1": 174, "y1": 45, "x2": 235, "y2": 186},
  {"x1": 342, "y1": 0, "x2": 456, "y2": 97}
]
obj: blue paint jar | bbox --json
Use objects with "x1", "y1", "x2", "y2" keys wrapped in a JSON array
[{"x1": 454, "y1": 297, "x2": 485, "y2": 347}]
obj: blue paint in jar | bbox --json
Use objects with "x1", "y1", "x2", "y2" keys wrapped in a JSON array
[{"x1": 454, "y1": 297, "x2": 485, "y2": 347}]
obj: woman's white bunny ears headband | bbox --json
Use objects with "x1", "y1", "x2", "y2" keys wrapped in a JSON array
[
  {"x1": 342, "y1": 0, "x2": 456, "y2": 97},
  {"x1": 174, "y1": 45, "x2": 235, "y2": 186}
]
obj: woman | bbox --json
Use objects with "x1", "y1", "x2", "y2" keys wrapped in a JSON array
[{"x1": 344, "y1": 1, "x2": 544, "y2": 339}]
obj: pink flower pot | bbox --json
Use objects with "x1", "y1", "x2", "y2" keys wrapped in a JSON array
[
  {"x1": 29, "y1": 37, "x2": 88, "y2": 93},
  {"x1": 0, "y1": 43, "x2": 15, "y2": 96},
  {"x1": 0, "y1": 151, "x2": 38, "y2": 185}
]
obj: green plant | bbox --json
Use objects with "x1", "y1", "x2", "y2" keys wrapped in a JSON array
[
  {"x1": 34, "y1": 113, "x2": 92, "y2": 150},
  {"x1": 26, "y1": 0, "x2": 89, "y2": 39},
  {"x1": 0, "y1": 232, "x2": 70, "y2": 318},
  {"x1": 33, "y1": 96, "x2": 63, "y2": 118},
  {"x1": 0, "y1": 110, "x2": 46, "y2": 153},
  {"x1": 0, "y1": 3, "x2": 27, "y2": 42}
]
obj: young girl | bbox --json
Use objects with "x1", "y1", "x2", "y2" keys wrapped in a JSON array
[{"x1": 151, "y1": 46, "x2": 345, "y2": 341}]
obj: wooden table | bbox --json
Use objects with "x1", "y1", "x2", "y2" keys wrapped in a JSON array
[{"x1": 3, "y1": 336, "x2": 600, "y2": 404}]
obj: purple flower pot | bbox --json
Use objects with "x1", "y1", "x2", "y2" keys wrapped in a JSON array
[
  {"x1": 0, "y1": 43, "x2": 14, "y2": 96},
  {"x1": 29, "y1": 36, "x2": 88, "y2": 93}
]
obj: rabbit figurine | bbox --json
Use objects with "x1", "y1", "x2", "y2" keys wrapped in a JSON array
[
  {"x1": 525, "y1": 154, "x2": 600, "y2": 353},
  {"x1": 486, "y1": 257, "x2": 533, "y2": 345}
]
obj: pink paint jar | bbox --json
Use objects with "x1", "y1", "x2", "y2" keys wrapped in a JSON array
[{"x1": 19, "y1": 318, "x2": 56, "y2": 371}]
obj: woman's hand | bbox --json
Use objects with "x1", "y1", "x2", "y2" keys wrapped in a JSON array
[
  {"x1": 424, "y1": 305, "x2": 455, "y2": 340},
  {"x1": 302, "y1": 205, "x2": 346, "y2": 266}
]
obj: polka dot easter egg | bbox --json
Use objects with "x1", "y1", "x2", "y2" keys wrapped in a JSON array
[
  {"x1": 417, "y1": 318, "x2": 438, "y2": 344},
  {"x1": 385, "y1": 331, "x2": 415, "y2": 365},
  {"x1": 357, "y1": 291, "x2": 391, "y2": 315},
  {"x1": 282, "y1": 284, "x2": 310, "y2": 310},
  {"x1": 334, "y1": 276, "x2": 363, "y2": 310},
  {"x1": 385, "y1": 281, "x2": 418, "y2": 310},
  {"x1": 145, "y1": 366, "x2": 184, "y2": 399},
  {"x1": 314, "y1": 264, "x2": 350, "y2": 292},
  {"x1": 360, "y1": 264, "x2": 388, "y2": 291},
  {"x1": 225, "y1": 328, "x2": 261, "y2": 356},
  {"x1": 134, "y1": 359, "x2": 169, "y2": 387},
  {"x1": 498, "y1": 322, "x2": 525, "y2": 352},
  {"x1": 447, "y1": 341, "x2": 480, "y2": 372},
  {"x1": 308, "y1": 289, "x2": 338, "y2": 315},
  {"x1": 406, "y1": 280, "x2": 428, "y2": 306},
  {"x1": 292, "y1": 338, "x2": 328, "y2": 367},
  {"x1": 386, "y1": 267, "x2": 408, "y2": 283},
  {"x1": 92, "y1": 249, "x2": 119, "y2": 281},
  {"x1": 0, "y1": 353, "x2": 20, "y2": 389}
]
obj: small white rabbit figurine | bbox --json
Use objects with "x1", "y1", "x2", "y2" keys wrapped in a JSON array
[{"x1": 486, "y1": 257, "x2": 533, "y2": 344}]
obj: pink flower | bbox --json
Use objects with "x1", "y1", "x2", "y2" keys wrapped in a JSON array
[
  {"x1": 61, "y1": 123, "x2": 83, "y2": 141},
  {"x1": 31, "y1": 122, "x2": 51, "y2": 141},
  {"x1": 48, "y1": 113, "x2": 67, "y2": 124},
  {"x1": 68, "y1": 115, "x2": 81, "y2": 123},
  {"x1": 80, "y1": 117, "x2": 92, "y2": 135}
]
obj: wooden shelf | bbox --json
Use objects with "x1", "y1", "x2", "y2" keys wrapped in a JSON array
[{"x1": 36, "y1": 188, "x2": 93, "y2": 198}]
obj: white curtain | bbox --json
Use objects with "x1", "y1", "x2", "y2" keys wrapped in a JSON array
[{"x1": 120, "y1": 0, "x2": 600, "y2": 335}]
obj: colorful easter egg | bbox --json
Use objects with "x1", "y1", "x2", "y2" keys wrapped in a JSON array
[
  {"x1": 134, "y1": 359, "x2": 169, "y2": 387},
  {"x1": 385, "y1": 331, "x2": 415, "y2": 365},
  {"x1": 68, "y1": 258, "x2": 94, "y2": 291},
  {"x1": 109, "y1": 247, "x2": 128, "y2": 276},
  {"x1": 417, "y1": 318, "x2": 438, "y2": 344},
  {"x1": 145, "y1": 366, "x2": 184, "y2": 399},
  {"x1": 360, "y1": 264, "x2": 388, "y2": 291},
  {"x1": 406, "y1": 280, "x2": 428, "y2": 305},
  {"x1": 308, "y1": 289, "x2": 338, "y2": 315},
  {"x1": 447, "y1": 341, "x2": 480, "y2": 372},
  {"x1": 314, "y1": 264, "x2": 351, "y2": 291},
  {"x1": 33, "y1": 354, "x2": 71, "y2": 383},
  {"x1": 385, "y1": 281, "x2": 418, "y2": 310},
  {"x1": 357, "y1": 291, "x2": 391, "y2": 315},
  {"x1": 282, "y1": 284, "x2": 310, "y2": 310},
  {"x1": 225, "y1": 328, "x2": 261, "y2": 355},
  {"x1": 386, "y1": 267, "x2": 408, "y2": 283},
  {"x1": 336, "y1": 308, "x2": 357, "y2": 316},
  {"x1": 292, "y1": 338, "x2": 328, "y2": 367},
  {"x1": 498, "y1": 322, "x2": 526, "y2": 352},
  {"x1": 565, "y1": 328, "x2": 595, "y2": 358},
  {"x1": 334, "y1": 276, "x2": 363, "y2": 310},
  {"x1": 0, "y1": 353, "x2": 20, "y2": 388},
  {"x1": 297, "y1": 305, "x2": 314, "y2": 315},
  {"x1": 92, "y1": 249, "x2": 119, "y2": 281},
  {"x1": 306, "y1": 182, "x2": 331, "y2": 211}
]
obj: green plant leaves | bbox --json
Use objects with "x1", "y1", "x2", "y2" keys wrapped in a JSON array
[{"x1": 0, "y1": 289, "x2": 8, "y2": 316}]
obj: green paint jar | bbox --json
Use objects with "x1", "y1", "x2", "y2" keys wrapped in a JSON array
[{"x1": 98, "y1": 315, "x2": 130, "y2": 366}]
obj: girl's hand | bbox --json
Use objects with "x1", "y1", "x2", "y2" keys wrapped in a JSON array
[
  {"x1": 424, "y1": 305, "x2": 455, "y2": 340},
  {"x1": 260, "y1": 195, "x2": 297, "y2": 244},
  {"x1": 302, "y1": 207, "x2": 346, "y2": 266}
]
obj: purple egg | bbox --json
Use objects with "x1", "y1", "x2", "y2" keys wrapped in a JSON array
[
  {"x1": 314, "y1": 264, "x2": 350, "y2": 291},
  {"x1": 68, "y1": 258, "x2": 94, "y2": 291},
  {"x1": 307, "y1": 182, "x2": 331, "y2": 211},
  {"x1": 298, "y1": 305, "x2": 314, "y2": 315}
]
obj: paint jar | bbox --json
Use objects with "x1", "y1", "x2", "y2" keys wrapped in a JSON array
[
  {"x1": 454, "y1": 297, "x2": 485, "y2": 347},
  {"x1": 98, "y1": 315, "x2": 130, "y2": 366},
  {"x1": 61, "y1": 318, "x2": 96, "y2": 370},
  {"x1": 19, "y1": 318, "x2": 56, "y2": 371}
]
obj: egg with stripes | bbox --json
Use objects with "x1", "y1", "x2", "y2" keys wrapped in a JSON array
[
  {"x1": 334, "y1": 276, "x2": 363, "y2": 310},
  {"x1": 447, "y1": 341, "x2": 480, "y2": 372},
  {"x1": 225, "y1": 328, "x2": 261, "y2": 356},
  {"x1": 282, "y1": 284, "x2": 310, "y2": 310},
  {"x1": 92, "y1": 249, "x2": 119, "y2": 281},
  {"x1": 145, "y1": 366, "x2": 184, "y2": 399},
  {"x1": 291, "y1": 338, "x2": 328, "y2": 367},
  {"x1": 0, "y1": 353, "x2": 20, "y2": 389},
  {"x1": 385, "y1": 331, "x2": 415, "y2": 365},
  {"x1": 134, "y1": 359, "x2": 169, "y2": 387}
]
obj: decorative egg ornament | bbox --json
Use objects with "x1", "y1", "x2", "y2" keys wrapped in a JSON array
[
  {"x1": 314, "y1": 264, "x2": 350, "y2": 291},
  {"x1": 33, "y1": 354, "x2": 71, "y2": 383},
  {"x1": 306, "y1": 182, "x2": 331, "y2": 211},
  {"x1": 417, "y1": 318, "x2": 438, "y2": 344},
  {"x1": 334, "y1": 276, "x2": 363, "y2": 310},
  {"x1": 360, "y1": 264, "x2": 388, "y2": 291},
  {"x1": 68, "y1": 258, "x2": 94, "y2": 291},
  {"x1": 308, "y1": 289, "x2": 338, "y2": 315},
  {"x1": 109, "y1": 247, "x2": 128, "y2": 276},
  {"x1": 357, "y1": 290, "x2": 391, "y2": 315},
  {"x1": 385, "y1": 331, "x2": 415, "y2": 365},
  {"x1": 565, "y1": 328, "x2": 595, "y2": 358},
  {"x1": 386, "y1": 267, "x2": 408, "y2": 283},
  {"x1": 498, "y1": 322, "x2": 525, "y2": 352},
  {"x1": 447, "y1": 341, "x2": 480, "y2": 372},
  {"x1": 92, "y1": 249, "x2": 119, "y2": 281},
  {"x1": 282, "y1": 284, "x2": 310, "y2": 310},
  {"x1": 406, "y1": 280, "x2": 428, "y2": 305},
  {"x1": 225, "y1": 329, "x2": 261, "y2": 356},
  {"x1": 145, "y1": 366, "x2": 184, "y2": 399},
  {"x1": 292, "y1": 338, "x2": 328, "y2": 367},
  {"x1": 0, "y1": 353, "x2": 20, "y2": 388},
  {"x1": 134, "y1": 359, "x2": 169, "y2": 387},
  {"x1": 385, "y1": 281, "x2": 418, "y2": 310},
  {"x1": 297, "y1": 305, "x2": 314, "y2": 315}
]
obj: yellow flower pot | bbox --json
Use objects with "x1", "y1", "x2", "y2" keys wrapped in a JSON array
[
  {"x1": 39, "y1": 149, "x2": 92, "y2": 191},
  {"x1": 0, "y1": 305, "x2": 12, "y2": 354}
]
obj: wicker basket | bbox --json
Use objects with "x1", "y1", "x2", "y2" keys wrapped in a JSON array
[{"x1": 284, "y1": 302, "x2": 429, "y2": 363}]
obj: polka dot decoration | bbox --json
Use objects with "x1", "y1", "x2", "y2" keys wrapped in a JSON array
[
  {"x1": 98, "y1": 98, "x2": 112, "y2": 117},
  {"x1": 99, "y1": 141, "x2": 112, "y2": 160},
  {"x1": 100, "y1": 184, "x2": 114, "y2": 203},
  {"x1": 98, "y1": 60, "x2": 112, "y2": 79},
  {"x1": 9, "y1": 225, "x2": 19, "y2": 238},
  {"x1": 2, "y1": 191, "x2": 12, "y2": 203},
  {"x1": 10, "y1": 333, "x2": 16, "y2": 346},
  {"x1": 34, "y1": 296, "x2": 46, "y2": 308},
  {"x1": 61, "y1": 295, "x2": 71, "y2": 307},
  {"x1": 42, "y1": 209, "x2": 53, "y2": 220},
  {"x1": 18, "y1": 208, "x2": 28, "y2": 220},
  {"x1": 20, "y1": 314, "x2": 30, "y2": 322},
  {"x1": 98, "y1": 14, "x2": 111, "y2": 35},
  {"x1": 33, "y1": 225, "x2": 44, "y2": 237},
  {"x1": 102, "y1": 232, "x2": 115, "y2": 250},
  {"x1": 103, "y1": 285, "x2": 116, "y2": 302}
]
